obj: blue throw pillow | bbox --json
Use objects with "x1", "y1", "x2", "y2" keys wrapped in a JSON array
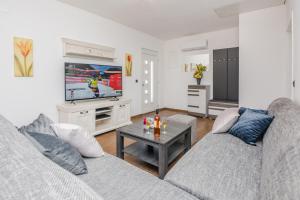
[
  {"x1": 26, "y1": 132, "x2": 88, "y2": 175},
  {"x1": 229, "y1": 109, "x2": 274, "y2": 145},
  {"x1": 239, "y1": 107, "x2": 268, "y2": 115}
]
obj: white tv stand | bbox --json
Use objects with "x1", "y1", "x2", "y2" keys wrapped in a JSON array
[{"x1": 57, "y1": 99, "x2": 132, "y2": 136}]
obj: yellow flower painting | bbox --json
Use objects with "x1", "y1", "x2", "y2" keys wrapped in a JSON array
[
  {"x1": 125, "y1": 53, "x2": 132, "y2": 76},
  {"x1": 14, "y1": 37, "x2": 33, "y2": 77}
]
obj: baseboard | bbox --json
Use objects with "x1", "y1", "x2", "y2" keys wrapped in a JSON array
[
  {"x1": 131, "y1": 107, "x2": 188, "y2": 119},
  {"x1": 187, "y1": 112, "x2": 206, "y2": 117},
  {"x1": 131, "y1": 111, "x2": 156, "y2": 119},
  {"x1": 160, "y1": 107, "x2": 188, "y2": 113}
]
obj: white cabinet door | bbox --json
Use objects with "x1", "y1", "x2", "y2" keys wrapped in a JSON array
[
  {"x1": 115, "y1": 104, "x2": 130, "y2": 125},
  {"x1": 70, "y1": 110, "x2": 95, "y2": 133}
]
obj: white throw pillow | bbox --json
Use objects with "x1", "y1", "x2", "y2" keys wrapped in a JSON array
[
  {"x1": 51, "y1": 123, "x2": 104, "y2": 158},
  {"x1": 211, "y1": 108, "x2": 240, "y2": 134}
]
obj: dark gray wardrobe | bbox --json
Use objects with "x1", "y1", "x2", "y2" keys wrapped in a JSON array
[{"x1": 213, "y1": 47, "x2": 239, "y2": 102}]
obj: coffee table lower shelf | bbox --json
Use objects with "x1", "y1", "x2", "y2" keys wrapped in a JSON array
[{"x1": 123, "y1": 141, "x2": 185, "y2": 167}]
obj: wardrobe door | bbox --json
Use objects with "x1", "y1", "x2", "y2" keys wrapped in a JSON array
[
  {"x1": 227, "y1": 47, "x2": 239, "y2": 102},
  {"x1": 213, "y1": 49, "x2": 228, "y2": 101}
]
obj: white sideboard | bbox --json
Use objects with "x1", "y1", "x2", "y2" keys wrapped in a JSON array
[
  {"x1": 57, "y1": 99, "x2": 132, "y2": 136},
  {"x1": 187, "y1": 85, "x2": 210, "y2": 117}
]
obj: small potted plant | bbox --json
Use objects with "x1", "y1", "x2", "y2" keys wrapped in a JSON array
[{"x1": 193, "y1": 64, "x2": 207, "y2": 85}]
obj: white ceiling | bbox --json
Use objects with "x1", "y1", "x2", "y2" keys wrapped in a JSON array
[{"x1": 58, "y1": 0, "x2": 284, "y2": 40}]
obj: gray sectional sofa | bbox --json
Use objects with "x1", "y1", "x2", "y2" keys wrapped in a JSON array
[{"x1": 1, "y1": 98, "x2": 300, "y2": 200}]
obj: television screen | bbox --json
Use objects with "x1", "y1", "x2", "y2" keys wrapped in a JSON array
[{"x1": 65, "y1": 63, "x2": 122, "y2": 101}]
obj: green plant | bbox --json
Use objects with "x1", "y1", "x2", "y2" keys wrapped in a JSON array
[{"x1": 193, "y1": 64, "x2": 207, "y2": 79}]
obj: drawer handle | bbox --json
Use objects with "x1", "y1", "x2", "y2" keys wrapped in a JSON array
[
  {"x1": 188, "y1": 94, "x2": 199, "y2": 96},
  {"x1": 188, "y1": 105, "x2": 199, "y2": 108}
]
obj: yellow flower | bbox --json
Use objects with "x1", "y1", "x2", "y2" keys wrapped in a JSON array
[
  {"x1": 193, "y1": 64, "x2": 207, "y2": 79},
  {"x1": 17, "y1": 41, "x2": 32, "y2": 57}
]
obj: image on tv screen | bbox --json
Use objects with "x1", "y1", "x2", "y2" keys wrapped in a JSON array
[{"x1": 65, "y1": 63, "x2": 122, "y2": 101}]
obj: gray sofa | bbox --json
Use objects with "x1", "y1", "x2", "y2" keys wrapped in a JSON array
[
  {"x1": 0, "y1": 111, "x2": 197, "y2": 200},
  {"x1": 1, "y1": 98, "x2": 299, "y2": 200},
  {"x1": 165, "y1": 98, "x2": 300, "y2": 200}
]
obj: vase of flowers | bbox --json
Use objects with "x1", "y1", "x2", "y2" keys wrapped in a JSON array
[{"x1": 193, "y1": 64, "x2": 207, "y2": 85}]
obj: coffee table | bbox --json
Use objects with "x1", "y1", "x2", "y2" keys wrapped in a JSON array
[{"x1": 116, "y1": 121, "x2": 191, "y2": 179}]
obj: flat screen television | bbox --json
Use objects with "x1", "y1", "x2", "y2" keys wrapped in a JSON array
[{"x1": 65, "y1": 63, "x2": 122, "y2": 101}]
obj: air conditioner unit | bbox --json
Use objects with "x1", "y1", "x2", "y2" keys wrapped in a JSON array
[
  {"x1": 62, "y1": 38, "x2": 116, "y2": 60},
  {"x1": 182, "y1": 40, "x2": 208, "y2": 52}
]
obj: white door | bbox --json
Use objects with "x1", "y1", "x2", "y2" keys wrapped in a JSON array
[{"x1": 141, "y1": 49, "x2": 159, "y2": 113}]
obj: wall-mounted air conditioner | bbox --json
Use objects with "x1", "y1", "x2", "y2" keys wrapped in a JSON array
[
  {"x1": 181, "y1": 40, "x2": 208, "y2": 52},
  {"x1": 62, "y1": 38, "x2": 116, "y2": 60}
]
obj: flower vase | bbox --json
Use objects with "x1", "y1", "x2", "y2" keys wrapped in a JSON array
[{"x1": 196, "y1": 78, "x2": 202, "y2": 85}]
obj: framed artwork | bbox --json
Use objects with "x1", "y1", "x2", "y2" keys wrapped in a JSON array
[
  {"x1": 125, "y1": 53, "x2": 132, "y2": 76},
  {"x1": 184, "y1": 64, "x2": 189, "y2": 72},
  {"x1": 14, "y1": 37, "x2": 33, "y2": 77}
]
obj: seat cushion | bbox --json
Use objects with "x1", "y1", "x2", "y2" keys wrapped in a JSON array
[
  {"x1": 0, "y1": 115, "x2": 102, "y2": 200},
  {"x1": 79, "y1": 154, "x2": 198, "y2": 200},
  {"x1": 165, "y1": 133, "x2": 262, "y2": 200}
]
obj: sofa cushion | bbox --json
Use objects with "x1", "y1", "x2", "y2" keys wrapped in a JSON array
[
  {"x1": 51, "y1": 123, "x2": 104, "y2": 158},
  {"x1": 239, "y1": 107, "x2": 268, "y2": 115},
  {"x1": 260, "y1": 98, "x2": 300, "y2": 199},
  {"x1": 79, "y1": 154, "x2": 198, "y2": 200},
  {"x1": 18, "y1": 113, "x2": 56, "y2": 136},
  {"x1": 165, "y1": 133, "x2": 262, "y2": 200},
  {"x1": 0, "y1": 115, "x2": 103, "y2": 200},
  {"x1": 27, "y1": 131, "x2": 88, "y2": 175},
  {"x1": 229, "y1": 109, "x2": 274, "y2": 145},
  {"x1": 211, "y1": 108, "x2": 239, "y2": 134}
]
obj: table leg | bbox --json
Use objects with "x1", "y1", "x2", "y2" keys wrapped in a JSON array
[
  {"x1": 116, "y1": 130, "x2": 124, "y2": 159},
  {"x1": 184, "y1": 127, "x2": 192, "y2": 153},
  {"x1": 158, "y1": 145, "x2": 168, "y2": 179}
]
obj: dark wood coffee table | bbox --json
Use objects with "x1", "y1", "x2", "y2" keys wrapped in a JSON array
[{"x1": 116, "y1": 121, "x2": 191, "y2": 179}]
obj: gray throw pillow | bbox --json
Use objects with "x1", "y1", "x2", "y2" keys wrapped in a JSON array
[
  {"x1": 19, "y1": 113, "x2": 56, "y2": 136},
  {"x1": 27, "y1": 131, "x2": 88, "y2": 175}
]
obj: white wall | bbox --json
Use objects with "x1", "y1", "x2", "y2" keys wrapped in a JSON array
[
  {"x1": 286, "y1": 0, "x2": 300, "y2": 104},
  {"x1": 0, "y1": 0, "x2": 163, "y2": 126},
  {"x1": 163, "y1": 28, "x2": 239, "y2": 110},
  {"x1": 239, "y1": 5, "x2": 289, "y2": 109}
]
